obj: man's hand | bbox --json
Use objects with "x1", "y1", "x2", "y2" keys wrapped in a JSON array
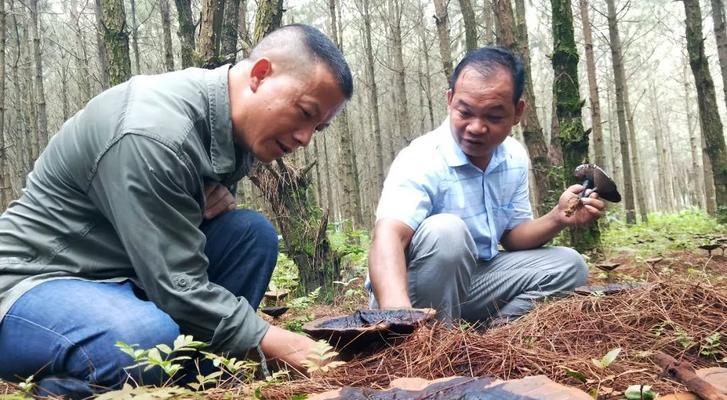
[
  {"x1": 555, "y1": 184, "x2": 605, "y2": 226},
  {"x1": 204, "y1": 182, "x2": 236, "y2": 220},
  {"x1": 259, "y1": 325, "x2": 317, "y2": 373}
]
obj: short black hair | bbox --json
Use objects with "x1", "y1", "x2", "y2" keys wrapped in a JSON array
[
  {"x1": 286, "y1": 23, "x2": 354, "y2": 100},
  {"x1": 449, "y1": 47, "x2": 525, "y2": 104}
]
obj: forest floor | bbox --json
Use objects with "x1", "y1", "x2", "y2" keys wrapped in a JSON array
[{"x1": 0, "y1": 213, "x2": 725, "y2": 399}]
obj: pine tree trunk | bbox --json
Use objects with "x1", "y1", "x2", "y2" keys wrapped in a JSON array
[
  {"x1": 578, "y1": 0, "x2": 606, "y2": 168},
  {"x1": 29, "y1": 0, "x2": 47, "y2": 151},
  {"x1": 98, "y1": 0, "x2": 131, "y2": 86},
  {"x1": 388, "y1": 0, "x2": 411, "y2": 147},
  {"x1": 160, "y1": 0, "x2": 175, "y2": 71},
  {"x1": 252, "y1": 0, "x2": 284, "y2": 44},
  {"x1": 417, "y1": 2, "x2": 435, "y2": 130},
  {"x1": 711, "y1": 0, "x2": 727, "y2": 109},
  {"x1": 221, "y1": 0, "x2": 241, "y2": 62},
  {"x1": 683, "y1": 0, "x2": 727, "y2": 221},
  {"x1": 458, "y1": 0, "x2": 478, "y2": 52},
  {"x1": 328, "y1": 0, "x2": 362, "y2": 228},
  {"x1": 359, "y1": 0, "x2": 385, "y2": 189},
  {"x1": 703, "y1": 129, "x2": 718, "y2": 214},
  {"x1": 174, "y1": 0, "x2": 195, "y2": 68},
  {"x1": 495, "y1": 0, "x2": 558, "y2": 216},
  {"x1": 606, "y1": 0, "x2": 635, "y2": 224},
  {"x1": 70, "y1": 0, "x2": 92, "y2": 102},
  {"x1": 433, "y1": 0, "x2": 453, "y2": 81},
  {"x1": 684, "y1": 57, "x2": 706, "y2": 209},
  {"x1": 94, "y1": 0, "x2": 110, "y2": 88},
  {"x1": 0, "y1": 0, "x2": 7, "y2": 209},
  {"x1": 551, "y1": 0, "x2": 600, "y2": 252},
  {"x1": 129, "y1": 0, "x2": 140, "y2": 73},
  {"x1": 483, "y1": 0, "x2": 495, "y2": 45},
  {"x1": 197, "y1": 0, "x2": 225, "y2": 67},
  {"x1": 624, "y1": 88, "x2": 648, "y2": 222}
]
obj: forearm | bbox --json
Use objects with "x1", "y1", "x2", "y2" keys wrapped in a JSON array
[
  {"x1": 501, "y1": 206, "x2": 565, "y2": 251},
  {"x1": 369, "y1": 242, "x2": 411, "y2": 308}
]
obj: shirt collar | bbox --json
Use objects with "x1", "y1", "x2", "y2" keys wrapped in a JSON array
[
  {"x1": 437, "y1": 117, "x2": 507, "y2": 173},
  {"x1": 207, "y1": 64, "x2": 252, "y2": 175}
]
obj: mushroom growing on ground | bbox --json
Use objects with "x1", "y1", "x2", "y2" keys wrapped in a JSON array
[
  {"x1": 698, "y1": 243, "x2": 721, "y2": 257},
  {"x1": 645, "y1": 257, "x2": 664, "y2": 266},
  {"x1": 595, "y1": 261, "x2": 621, "y2": 283},
  {"x1": 565, "y1": 164, "x2": 622, "y2": 217},
  {"x1": 260, "y1": 289, "x2": 290, "y2": 318}
]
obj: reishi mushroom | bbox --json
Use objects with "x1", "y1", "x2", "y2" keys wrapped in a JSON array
[{"x1": 565, "y1": 164, "x2": 622, "y2": 216}]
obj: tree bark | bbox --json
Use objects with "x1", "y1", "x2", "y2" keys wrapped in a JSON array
[
  {"x1": 197, "y1": 0, "x2": 225, "y2": 67},
  {"x1": 711, "y1": 0, "x2": 727, "y2": 109},
  {"x1": 684, "y1": 60, "x2": 705, "y2": 209},
  {"x1": 358, "y1": 0, "x2": 385, "y2": 189},
  {"x1": 494, "y1": 0, "x2": 558, "y2": 216},
  {"x1": 578, "y1": 0, "x2": 606, "y2": 169},
  {"x1": 221, "y1": 0, "x2": 241, "y2": 63},
  {"x1": 160, "y1": 0, "x2": 175, "y2": 71},
  {"x1": 70, "y1": 0, "x2": 92, "y2": 102},
  {"x1": 388, "y1": 0, "x2": 412, "y2": 147},
  {"x1": 458, "y1": 0, "x2": 478, "y2": 52},
  {"x1": 417, "y1": 2, "x2": 435, "y2": 130},
  {"x1": 551, "y1": 0, "x2": 600, "y2": 252},
  {"x1": 98, "y1": 0, "x2": 131, "y2": 86},
  {"x1": 0, "y1": 0, "x2": 7, "y2": 209},
  {"x1": 433, "y1": 0, "x2": 453, "y2": 81},
  {"x1": 623, "y1": 87, "x2": 648, "y2": 222},
  {"x1": 329, "y1": 0, "x2": 363, "y2": 228},
  {"x1": 174, "y1": 0, "x2": 195, "y2": 68},
  {"x1": 650, "y1": 84, "x2": 675, "y2": 212},
  {"x1": 683, "y1": 0, "x2": 727, "y2": 221},
  {"x1": 29, "y1": 0, "x2": 48, "y2": 151},
  {"x1": 94, "y1": 0, "x2": 110, "y2": 88},
  {"x1": 605, "y1": 0, "x2": 635, "y2": 224},
  {"x1": 483, "y1": 0, "x2": 495, "y2": 45},
  {"x1": 129, "y1": 0, "x2": 140, "y2": 73},
  {"x1": 252, "y1": 0, "x2": 284, "y2": 44}
]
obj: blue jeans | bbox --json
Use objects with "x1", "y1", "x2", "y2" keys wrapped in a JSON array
[{"x1": 0, "y1": 209, "x2": 278, "y2": 398}]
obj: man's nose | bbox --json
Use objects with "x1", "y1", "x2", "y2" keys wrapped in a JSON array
[
  {"x1": 468, "y1": 119, "x2": 487, "y2": 135},
  {"x1": 292, "y1": 127, "x2": 314, "y2": 148}
]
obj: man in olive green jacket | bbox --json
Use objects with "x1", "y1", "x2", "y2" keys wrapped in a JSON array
[{"x1": 0, "y1": 24, "x2": 351, "y2": 397}]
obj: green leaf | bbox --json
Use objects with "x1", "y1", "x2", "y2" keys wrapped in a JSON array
[
  {"x1": 155, "y1": 344, "x2": 173, "y2": 355},
  {"x1": 560, "y1": 366, "x2": 587, "y2": 383},
  {"x1": 592, "y1": 347, "x2": 621, "y2": 369},
  {"x1": 624, "y1": 384, "x2": 656, "y2": 400}
]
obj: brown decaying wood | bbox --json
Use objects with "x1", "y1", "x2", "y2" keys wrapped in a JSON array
[
  {"x1": 261, "y1": 278, "x2": 726, "y2": 399},
  {"x1": 653, "y1": 352, "x2": 727, "y2": 400}
]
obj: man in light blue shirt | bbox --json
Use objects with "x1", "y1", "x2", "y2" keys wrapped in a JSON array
[{"x1": 368, "y1": 47, "x2": 604, "y2": 323}]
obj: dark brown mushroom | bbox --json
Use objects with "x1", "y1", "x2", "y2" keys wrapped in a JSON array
[
  {"x1": 574, "y1": 164, "x2": 622, "y2": 202},
  {"x1": 261, "y1": 306, "x2": 289, "y2": 318},
  {"x1": 303, "y1": 308, "x2": 436, "y2": 355},
  {"x1": 595, "y1": 261, "x2": 621, "y2": 272},
  {"x1": 698, "y1": 244, "x2": 721, "y2": 257}
]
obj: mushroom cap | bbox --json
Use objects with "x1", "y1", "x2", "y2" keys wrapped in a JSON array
[
  {"x1": 698, "y1": 243, "x2": 721, "y2": 251},
  {"x1": 595, "y1": 261, "x2": 621, "y2": 272},
  {"x1": 645, "y1": 257, "x2": 664, "y2": 264},
  {"x1": 261, "y1": 306, "x2": 289, "y2": 317},
  {"x1": 574, "y1": 164, "x2": 622, "y2": 202},
  {"x1": 264, "y1": 289, "x2": 289, "y2": 300}
]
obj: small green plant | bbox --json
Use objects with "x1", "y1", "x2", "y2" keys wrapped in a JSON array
[
  {"x1": 591, "y1": 347, "x2": 621, "y2": 369},
  {"x1": 301, "y1": 340, "x2": 346, "y2": 374},
  {"x1": 560, "y1": 366, "x2": 587, "y2": 383},
  {"x1": 674, "y1": 327, "x2": 696, "y2": 349},
  {"x1": 700, "y1": 332, "x2": 722, "y2": 357},
  {"x1": 624, "y1": 384, "x2": 657, "y2": 400},
  {"x1": 116, "y1": 335, "x2": 206, "y2": 382}
]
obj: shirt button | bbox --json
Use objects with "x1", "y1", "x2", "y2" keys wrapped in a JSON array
[{"x1": 177, "y1": 278, "x2": 187, "y2": 287}]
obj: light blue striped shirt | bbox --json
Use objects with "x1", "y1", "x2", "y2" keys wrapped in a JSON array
[{"x1": 376, "y1": 119, "x2": 533, "y2": 261}]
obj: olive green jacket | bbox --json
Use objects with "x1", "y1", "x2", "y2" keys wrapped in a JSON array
[{"x1": 0, "y1": 65, "x2": 270, "y2": 353}]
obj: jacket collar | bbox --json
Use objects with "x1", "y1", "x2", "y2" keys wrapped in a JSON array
[{"x1": 206, "y1": 65, "x2": 252, "y2": 176}]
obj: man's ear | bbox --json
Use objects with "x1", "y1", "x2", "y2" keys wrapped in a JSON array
[
  {"x1": 513, "y1": 98, "x2": 526, "y2": 125},
  {"x1": 446, "y1": 89, "x2": 454, "y2": 108},
  {"x1": 249, "y1": 58, "x2": 272, "y2": 92}
]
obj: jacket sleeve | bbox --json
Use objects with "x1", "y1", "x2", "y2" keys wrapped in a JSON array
[{"x1": 86, "y1": 133, "x2": 269, "y2": 354}]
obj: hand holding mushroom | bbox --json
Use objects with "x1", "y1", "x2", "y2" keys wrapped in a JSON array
[{"x1": 557, "y1": 164, "x2": 621, "y2": 226}]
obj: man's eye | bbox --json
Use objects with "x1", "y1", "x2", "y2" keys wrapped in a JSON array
[
  {"x1": 458, "y1": 110, "x2": 471, "y2": 118},
  {"x1": 300, "y1": 107, "x2": 312, "y2": 118}
]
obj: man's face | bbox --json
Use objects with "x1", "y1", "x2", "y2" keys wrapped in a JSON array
[
  {"x1": 447, "y1": 66, "x2": 525, "y2": 169},
  {"x1": 230, "y1": 61, "x2": 346, "y2": 162}
]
